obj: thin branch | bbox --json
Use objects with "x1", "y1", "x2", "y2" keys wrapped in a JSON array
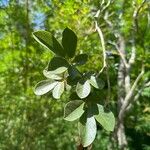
[
  {"x1": 101, "y1": 0, "x2": 111, "y2": 13},
  {"x1": 119, "y1": 66, "x2": 145, "y2": 119},
  {"x1": 133, "y1": 0, "x2": 147, "y2": 33},
  {"x1": 126, "y1": 78, "x2": 149, "y2": 111},
  {"x1": 95, "y1": 11, "x2": 107, "y2": 75},
  {"x1": 94, "y1": 9, "x2": 111, "y2": 104},
  {"x1": 109, "y1": 41, "x2": 128, "y2": 68},
  {"x1": 128, "y1": 41, "x2": 136, "y2": 66},
  {"x1": 145, "y1": 81, "x2": 150, "y2": 87},
  {"x1": 128, "y1": 0, "x2": 146, "y2": 67}
]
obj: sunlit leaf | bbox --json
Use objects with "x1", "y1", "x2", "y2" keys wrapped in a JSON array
[
  {"x1": 43, "y1": 69, "x2": 62, "y2": 80},
  {"x1": 78, "y1": 112, "x2": 97, "y2": 147},
  {"x1": 64, "y1": 100, "x2": 85, "y2": 121},
  {"x1": 52, "y1": 81, "x2": 64, "y2": 99},
  {"x1": 34, "y1": 79, "x2": 58, "y2": 95},
  {"x1": 94, "y1": 104, "x2": 115, "y2": 131},
  {"x1": 33, "y1": 30, "x2": 65, "y2": 56},
  {"x1": 76, "y1": 80, "x2": 91, "y2": 99}
]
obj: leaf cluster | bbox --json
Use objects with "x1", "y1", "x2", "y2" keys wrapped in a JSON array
[{"x1": 33, "y1": 27, "x2": 115, "y2": 147}]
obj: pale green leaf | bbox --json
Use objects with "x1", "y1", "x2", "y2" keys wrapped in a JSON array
[
  {"x1": 76, "y1": 80, "x2": 91, "y2": 99},
  {"x1": 34, "y1": 79, "x2": 58, "y2": 96},
  {"x1": 52, "y1": 81, "x2": 64, "y2": 99},
  {"x1": 64, "y1": 100, "x2": 85, "y2": 121},
  {"x1": 95, "y1": 104, "x2": 115, "y2": 131},
  {"x1": 43, "y1": 69, "x2": 62, "y2": 80},
  {"x1": 78, "y1": 112, "x2": 97, "y2": 147}
]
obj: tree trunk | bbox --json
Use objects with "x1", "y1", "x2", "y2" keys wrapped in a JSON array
[
  {"x1": 116, "y1": 119, "x2": 127, "y2": 150},
  {"x1": 115, "y1": 35, "x2": 128, "y2": 149}
]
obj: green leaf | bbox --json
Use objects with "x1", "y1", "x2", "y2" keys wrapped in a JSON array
[
  {"x1": 52, "y1": 81, "x2": 64, "y2": 99},
  {"x1": 34, "y1": 79, "x2": 58, "y2": 95},
  {"x1": 44, "y1": 67, "x2": 67, "y2": 76},
  {"x1": 65, "y1": 83, "x2": 71, "y2": 91},
  {"x1": 62, "y1": 27, "x2": 77, "y2": 58},
  {"x1": 94, "y1": 104, "x2": 115, "y2": 131},
  {"x1": 76, "y1": 80, "x2": 91, "y2": 99},
  {"x1": 88, "y1": 76, "x2": 105, "y2": 89},
  {"x1": 64, "y1": 100, "x2": 85, "y2": 121},
  {"x1": 68, "y1": 65, "x2": 81, "y2": 80},
  {"x1": 43, "y1": 69, "x2": 62, "y2": 80},
  {"x1": 73, "y1": 54, "x2": 88, "y2": 65},
  {"x1": 48, "y1": 56, "x2": 69, "y2": 71},
  {"x1": 87, "y1": 103, "x2": 99, "y2": 116},
  {"x1": 78, "y1": 112, "x2": 97, "y2": 147},
  {"x1": 33, "y1": 30, "x2": 65, "y2": 56}
]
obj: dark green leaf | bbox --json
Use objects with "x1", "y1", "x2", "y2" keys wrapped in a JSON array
[
  {"x1": 34, "y1": 79, "x2": 58, "y2": 95},
  {"x1": 73, "y1": 54, "x2": 88, "y2": 66},
  {"x1": 33, "y1": 30, "x2": 65, "y2": 56},
  {"x1": 62, "y1": 27, "x2": 77, "y2": 58},
  {"x1": 48, "y1": 56, "x2": 69, "y2": 71},
  {"x1": 76, "y1": 80, "x2": 91, "y2": 99},
  {"x1": 64, "y1": 100, "x2": 85, "y2": 121},
  {"x1": 94, "y1": 104, "x2": 115, "y2": 131},
  {"x1": 68, "y1": 65, "x2": 81, "y2": 80},
  {"x1": 78, "y1": 112, "x2": 97, "y2": 147},
  {"x1": 87, "y1": 103, "x2": 99, "y2": 116},
  {"x1": 52, "y1": 81, "x2": 64, "y2": 99}
]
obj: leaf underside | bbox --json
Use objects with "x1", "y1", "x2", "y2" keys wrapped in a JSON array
[
  {"x1": 94, "y1": 104, "x2": 115, "y2": 131},
  {"x1": 78, "y1": 112, "x2": 97, "y2": 147},
  {"x1": 52, "y1": 81, "x2": 64, "y2": 99},
  {"x1": 64, "y1": 100, "x2": 85, "y2": 121},
  {"x1": 76, "y1": 80, "x2": 91, "y2": 99},
  {"x1": 34, "y1": 79, "x2": 58, "y2": 95}
]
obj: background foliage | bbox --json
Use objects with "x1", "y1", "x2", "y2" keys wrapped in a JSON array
[{"x1": 0, "y1": 0, "x2": 149, "y2": 149}]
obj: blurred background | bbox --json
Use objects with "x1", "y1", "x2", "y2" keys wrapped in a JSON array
[{"x1": 0, "y1": 0, "x2": 150, "y2": 149}]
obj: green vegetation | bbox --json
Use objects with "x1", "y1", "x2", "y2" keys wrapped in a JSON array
[{"x1": 0, "y1": 0, "x2": 150, "y2": 149}]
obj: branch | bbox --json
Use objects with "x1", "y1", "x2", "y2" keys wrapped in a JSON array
[
  {"x1": 101, "y1": 0, "x2": 111, "y2": 13},
  {"x1": 119, "y1": 66, "x2": 144, "y2": 119},
  {"x1": 145, "y1": 81, "x2": 150, "y2": 87},
  {"x1": 95, "y1": 10, "x2": 107, "y2": 75},
  {"x1": 128, "y1": 0, "x2": 146, "y2": 67},
  {"x1": 94, "y1": 9, "x2": 111, "y2": 104},
  {"x1": 126, "y1": 79, "x2": 149, "y2": 111},
  {"x1": 109, "y1": 40, "x2": 128, "y2": 68},
  {"x1": 128, "y1": 41, "x2": 136, "y2": 66}
]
